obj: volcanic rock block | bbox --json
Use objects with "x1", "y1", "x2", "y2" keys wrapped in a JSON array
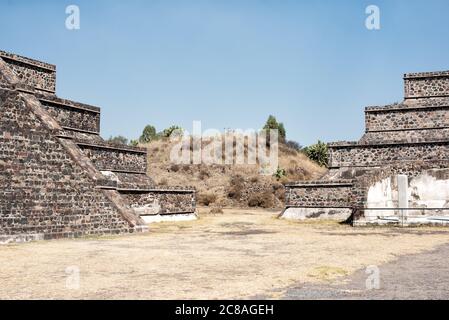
[
  {"x1": 281, "y1": 71, "x2": 449, "y2": 226},
  {"x1": 0, "y1": 50, "x2": 196, "y2": 243}
]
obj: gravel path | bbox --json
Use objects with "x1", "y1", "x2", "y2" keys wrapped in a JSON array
[{"x1": 282, "y1": 243, "x2": 449, "y2": 299}]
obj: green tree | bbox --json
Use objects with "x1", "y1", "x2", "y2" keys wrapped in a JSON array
[
  {"x1": 286, "y1": 140, "x2": 302, "y2": 151},
  {"x1": 303, "y1": 140, "x2": 328, "y2": 167},
  {"x1": 107, "y1": 135, "x2": 128, "y2": 145},
  {"x1": 263, "y1": 115, "x2": 286, "y2": 142},
  {"x1": 129, "y1": 139, "x2": 139, "y2": 147},
  {"x1": 139, "y1": 125, "x2": 157, "y2": 143},
  {"x1": 160, "y1": 125, "x2": 183, "y2": 138}
]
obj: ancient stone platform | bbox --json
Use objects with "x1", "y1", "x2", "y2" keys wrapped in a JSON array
[
  {"x1": 281, "y1": 70, "x2": 449, "y2": 226},
  {"x1": 0, "y1": 50, "x2": 196, "y2": 243}
]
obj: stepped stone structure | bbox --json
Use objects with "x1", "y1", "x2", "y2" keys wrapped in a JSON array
[
  {"x1": 0, "y1": 50, "x2": 196, "y2": 243},
  {"x1": 281, "y1": 70, "x2": 449, "y2": 226}
]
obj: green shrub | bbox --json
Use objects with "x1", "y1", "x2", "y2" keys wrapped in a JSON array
[
  {"x1": 273, "y1": 167, "x2": 286, "y2": 181},
  {"x1": 263, "y1": 115, "x2": 286, "y2": 143},
  {"x1": 160, "y1": 125, "x2": 183, "y2": 138},
  {"x1": 139, "y1": 125, "x2": 157, "y2": 143},
  {"x1": 303, "y1": 140, "x2": 328, "y2": 167},
  {"x1": 285, "y1": 140, "x2": 302, "y2": 151},
  {"x1": 107, "y1": 135, "x2": 128, "y2": 145}
]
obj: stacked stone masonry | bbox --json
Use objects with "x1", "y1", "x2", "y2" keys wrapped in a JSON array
[
  {"x1": 365, "y1": 105, "x2": 449, "y2": 132},
  {"x1": 39, "y1": 98, "x2": 101, "y2": 133},
  {"x1": 122, "y1": 189, "x2": 197, "y2": 215},
  {"x1": 0, "y1": 50, "x2": 196, "y2": 243},
  {"x1": 0, "y1": 50, "x2": 56, "y2": 93},
  {"x1": 404, "y1": 71, "x2": 449, "y2": 99},
  {"x1": 285, "y1": 181, "x2": 353, "y2": 208},
  {"x1": 0, "y1": 89, "x2": 132, "y2": 238},
  {"x1": 328, "y1": 141, "x2": 449, "y2": 168},
  {"x1": 78, "y1": 143, "x2": 148, "y2": 173},
  {"x1": 282, "y1": 70, "x2": 449, "y2": 225}
]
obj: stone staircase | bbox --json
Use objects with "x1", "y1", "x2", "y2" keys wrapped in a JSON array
[
  {"x1": 281, "y1": 71, "x2": 449, "y2": 226},
  {"x1": 0, "y1": 50, "x2": 196, "y2": 243}
]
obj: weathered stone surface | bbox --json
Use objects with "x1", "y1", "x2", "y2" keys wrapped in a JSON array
[
  {"x1": 360, "y1": 128, "x2": 449, "y2": 144},
  {"x1": 101, "y1": 171, "x2": 156, "y2": 189},
  {"x1": 352, "y1": 161, "x2": 449, "y2": 225},
  {"x1": 0, "y1": 50, "x2": 56, "y2": 93},
  {"x1": 328, "y1": 141, "x2": 449, "y2": 168},
  {"x1": 365, "y1": 105, "x2": 449, "y2": 133},
  {"x1": 78, "y1": 143, "x2": 147, "y2": 173},
  {"x1": 404, "y1": 71, "x2": 449, "y2": 99},
  {"x1": 0, "y1": 50, "x2": 195, "y2": 242},
  {"x1": 281, "y1": 207, "x2": 352, "y2": 221},
  {"x1": 0, "y1": 89, "x2": 133, "y2": 237},
  {"x1": 285, "y1": 181, "x2": 353, "y2": 208},
  {"x1": 283, "y1": 70, "x2": 449, "y2": 225},
  {"x1": 40, "y1": 98, "x2": 100, "y2": 133},
  {"x1": 122, "y1": 188, "x2": 196, "y2": 215}
]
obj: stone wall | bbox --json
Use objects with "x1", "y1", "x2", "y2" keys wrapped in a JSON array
[
  {"x1": 404, "y1": 71, "x2": 449, "y2": 99},
  {"x1": 329, "y1": 141, "x2": 449, "y2": 168},
  {"x1": 0, "y1": 51, "x2": 56, "y2": 93},
  {"x1": 103, "y1": 172, "x2": 156, "y2": 189},
  {"x1": 404, "y1": 96, "x2": 449, "y2": 107},
  {"x1": 365, "y1": 105, "x2": 449, "y2": 133},
  {"x1": 282, "y1": 69, "x2": 449, "y2": 225},
  {"x1": 352, "y1": 161, "x2": 449, "y2": 224},
  {"x1": 0, "y1": 89, "x2": 135, "y2": 239},
  {"x1": 122, "y1": 189, "x2": 196, "y2": 215},
  {"x1": 0, "y1": 49, "x2": 198, "y2": 241},
  {"x1": 40, "y1": 99, "x2": 100, "y2": 133},
  {"x1": 79, "y1": 143, "x2": 147, "y2": 173},
  {"x1": 361, "y1": 128, "x2": 449, "y2": 144},
  {"x1": 285, "y1": 181, "x2": 354, "y2": 208}
]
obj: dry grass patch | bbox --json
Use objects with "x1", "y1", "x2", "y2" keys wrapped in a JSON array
[
  {"x1": 140, "y1": 138, "x2": 326, "y2": 209},
  {"x1": 2, "y1": 209, "x2": 449, "y2": 299}
]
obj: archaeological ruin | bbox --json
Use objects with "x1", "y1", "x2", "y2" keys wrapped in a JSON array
[
  {"x1": 281, "y1": 70, "x2": 449, "y2": 225},
  {"x1": 1, "y1": 49, "x2": 448, "y2": 244},
  {"x1": 0, "y1": 50, "x2": 196, "y2": 243}
]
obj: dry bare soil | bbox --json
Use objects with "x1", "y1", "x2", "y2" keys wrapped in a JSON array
[
  {"x1": 2, "y1": 209, "x2": 449, "y2": 299},
  {"x1": 144, "y1": 139, "x2": 326, "y2": 208}
]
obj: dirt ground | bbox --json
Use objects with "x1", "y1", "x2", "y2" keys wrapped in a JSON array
[
  {"x1": 144, "y1": 139, "x2": 326, "y2": 208},
  {"x1": 1, "y1": 208, "x2": 449, "y2": 300},
  {"x1": 280, "y1": 243, "x2": 449, "y2": 299}
]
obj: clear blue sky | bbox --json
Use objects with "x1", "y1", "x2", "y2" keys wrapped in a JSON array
[{"x1": 1, "y1": 0, "x2": 448, "y2": 145}]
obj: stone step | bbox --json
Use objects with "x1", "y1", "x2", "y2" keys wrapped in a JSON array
[
  {"x1": 0, "y1": 50, "x2": 56, "y2": 94},
  {"x1": 77, "y1": 140, "x2": 147, "y2": 174},
  {"x1": 328, "y1": 140, "x2": 449, "y2": 168},
  {"x1": 404, "y1": 70, "x2": 449, "y2": 100},
  {"x1": 364, "y1": 103, "x2": 449, "y2": 140},
  {"x1": 99, "y1": 171, "x2": 155, "y2": 190},
  {"x1": 0, "y1": 227, "x2": 133, "y2": 240},
  {"x1": 60, "y1": 129, "x2": 103, "y2": 144},
  {"x1": 285, "y1": 179, "x2": 354, "y2": 208},
  {"x1": 36, "y1": 94, "x2": 101, "y2": 134},
  {"x1": 119, "y1": 187, "x2": 196, "y2": 216},
  {"x1": 360, "y1": 128, "x2": 449, "y2": 144}
]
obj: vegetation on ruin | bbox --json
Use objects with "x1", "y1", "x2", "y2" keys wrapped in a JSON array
[
  {"x1": 107, "y1": 135, "x2": 129, "y2": 145},
  {"x1": 303, "y1": 140, "x2": 329, "y2": 167}
]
